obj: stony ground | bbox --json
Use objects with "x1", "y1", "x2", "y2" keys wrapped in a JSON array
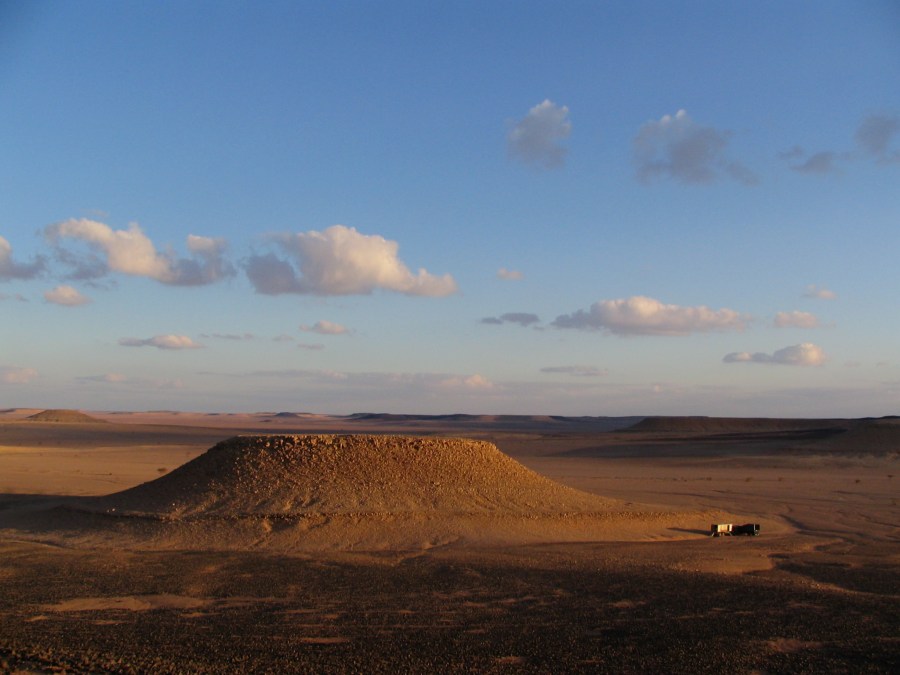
[{"x1": 0, "y1": 541, "x2": 897, "y2": 674}]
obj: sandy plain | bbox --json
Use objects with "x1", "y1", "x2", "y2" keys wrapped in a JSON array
[{"x1": 0, "y1": 408, "x2": 897, "y2": 673}]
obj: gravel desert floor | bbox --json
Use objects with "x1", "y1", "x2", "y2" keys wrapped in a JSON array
[{"x1": 0, "y1": 410, "x2": 897, "y2": 673}]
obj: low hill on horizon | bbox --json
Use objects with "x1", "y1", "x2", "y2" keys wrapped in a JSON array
[{"x1": 25, "y1": 409, "x2": 107, "y2": 424}]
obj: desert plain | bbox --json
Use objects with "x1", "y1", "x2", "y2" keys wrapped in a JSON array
[{"x1": 0, "y1": 408, "x2": 897, "y2": 673}]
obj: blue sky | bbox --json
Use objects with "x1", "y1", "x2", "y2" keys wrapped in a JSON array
[{"x1": 1, "y1": 1, "x2": 898, "y2": 416}]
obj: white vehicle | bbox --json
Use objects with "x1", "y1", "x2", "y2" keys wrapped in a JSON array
[{"x1": 710, "y1": 523, "x2": 760, "y2": 537}]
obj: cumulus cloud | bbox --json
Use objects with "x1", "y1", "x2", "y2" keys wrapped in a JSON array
[
  {"x1": 44, "y1": 285, "x2": 91, "y2": 307},
  {"x1": 481, "y1": 312, "x2": 540, "y2": 327},
  {"x1": 507, "y1": 99, "x2": 571, "y2": 169},
  {"x1": 633, "y1": 109, "x2": 758, "y2": 185},
  {"x1": 773, "y1": 310, "x2": 819, "y2": 329},
  {"x1": 723, "y1": 342, "x2": 826, "y2": 366},
  {"x1": 45, "y1": 219, "x2": 234, "y2": 286},
  {"x1": 300, "y1": 320, "x2": 350, "y2": 335},
  {"x1": 1, "y1": 366, "x2": 38, "y2": 384},
  {"x1": 540, "y1": 365, "x2": 607, "y2": 377},
  {"x1": 497, "y1": 267, "x2": 523, "y2": 281},
  {"x1": 0, "y1": 235, "x2": 45, "y2": 281},
  {"x1": 855, "y1": 113, "x2": 900, "y2": 163},
  {"x1": 244, "y1": 225, "x2": 457, "y2": 297},
  {"x1": 119, "y1": 334, "x2": 204, "y2": 350},
  {"x1": 553, "y1": 295, "x2": 748, "y2": 336},
  {"x1": 804, "y1": 284, "x2": 836, "y2": 300}
]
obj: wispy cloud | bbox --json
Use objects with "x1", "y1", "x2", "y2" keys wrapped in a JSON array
[
  {"x1": 497, "y1": 267, "x2": 523, "y2": 281},
  {"x1": 436, "y1": 373, "x2": 494, "y2": 390},
  {"x1": 76, "y1": 372, "x2": 183, "y2": 389},
  {"x1": 791, "y1": 151, "x2": 839, "y2": 175},
  {"x1": 540, "y1": 365, "x2": 607, "y2": 377},
  {"x1": 77, "y1": 373, "x2": 128, "y2": 384},
  {"x1": 45, "y1": 219, "x2": 235, "y2": 286},
  {"x1": 507, "y1": 99, "x2": 571, "y2": 169},
  {"x1": 553, "y1": 296, "x2": 748, "y2": 336},
  {"x1": 804, "y1": 284, "x2": 836, "y2": 300},
  {"x1": 773, "y1": 310, "x2": 819, "y2": 329},
  {"x1": 44, "y1": 285, "x2": 91, "y2": 307},
  {"x1": 633, "y1": 109, "x2": 758, "y2": 185},
  {"x1": 199, "y1": 332, "x2": 256, "y2": 341},
  {"x1": 300, "y1": 320, "x2": 350, "y2": 335},
  {"x1": 297, "y1": 343, "x2": 325, "y2": 351},
  {"x1": 119, "y1": 334, "x2": 204, "y2": 350},
  {"x1": 0, "y1": 292, "x2": 28, "y2": 302},
  {"x1": 723, "y1": 342, "x2": 826, "y2": 366},
  {"x1": 0, "y1": 366, "x2": 38, "y2": 384},
  {"x1": 244, "y1": 225, "x2": 457, "y2": 297},
  {"x1": 855, "y1": 113, "x2": 900, "y2": 164},
  {"x1": 0, "y1": 235, "x2": 45, "y2": 281},
  {"x1": 481, "y1": 312, "x2": 540, "y2": 327}
]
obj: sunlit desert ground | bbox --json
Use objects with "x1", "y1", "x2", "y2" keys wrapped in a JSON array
[{"x1": 0, "y1": 408, "x2": 897, "y2": 672}]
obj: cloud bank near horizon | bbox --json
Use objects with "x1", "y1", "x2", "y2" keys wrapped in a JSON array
[
  {"x1": 553, "y1": 296, "x2": 748, "y2": 336},
  {"x1": 723, "y1": 342, "x2": 826, "y2": 366}
]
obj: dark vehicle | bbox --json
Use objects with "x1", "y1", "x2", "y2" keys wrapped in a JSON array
[{"x1": 710, "y1": 523, "x2": 760, "y2": 537}]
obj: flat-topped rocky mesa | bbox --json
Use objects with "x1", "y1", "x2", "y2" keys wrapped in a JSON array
[
  {"x1": 49, "y1": 434, "x2": 719, "y2": 551},
  {"x1": 98, "y1": 434, "x2": 617, "y2": 518}
]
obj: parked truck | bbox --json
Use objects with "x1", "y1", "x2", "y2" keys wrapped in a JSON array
[{"x1": 710, "y1": 523, "x2": 760, "y2": 537}]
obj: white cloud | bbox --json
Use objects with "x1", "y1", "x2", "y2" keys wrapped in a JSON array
[
  {"x1": 773, "y1": 310, "x2": 819, "y2": 329},
  {"x1": 1, "y1": 366, "x2": 38, "y2": 384},
  {"x1": 300, "y1": 320, "x2": 350, "y2": 335},
  {"x1": 855, "y1": 113, "x2": 900, "y2": 163},
  {"x1": 507, "y1": 100, "x2": 571, "y2": 169},
  {"x1": 481, "y1": 312, "x2": 540, "y2": 327},
  {"x1": 540, "y1": 365, "x2": 607, "y2": 377},
  {"x1": 633, "y1": 109, "x2": 758, "y2": 185},
  {"x1": 44, "y1": 285, "x2": 91, "y2": 307},
  {"x1": 45, "y1": 219, "x2": 234, "y2": 286},
  {"x1": 119, "y1": 334, "x2": 204, "y2": 350},
  {"x1": 803, "y1": 284, "x2": 836, "y2": 300},
  {"x1": 497, "y1": 267, "x2": 523, "y2": 281},
  {"x1": 0, "y1": 235, "x2": 45, "y2": 280},
  {"x1": 723, "y1": 342, "x2": 826, "y2": 366},
  {"x1": 244, "y1": 225, "x2": 457, "y2": 297},
  {"x1": 553, "y1": 295, "x2": 748, "y2": 336}
]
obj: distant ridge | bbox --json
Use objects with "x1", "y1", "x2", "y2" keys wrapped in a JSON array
[
  {"x1": 625, "y1": 416, "x2": 849, "y2": 434},
  {"x1": 25, "y1": 409, "x2": 106, "y2": 424},
  {"x1": 824, "y1": 419, "x2": 900, "y2": 455}
]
